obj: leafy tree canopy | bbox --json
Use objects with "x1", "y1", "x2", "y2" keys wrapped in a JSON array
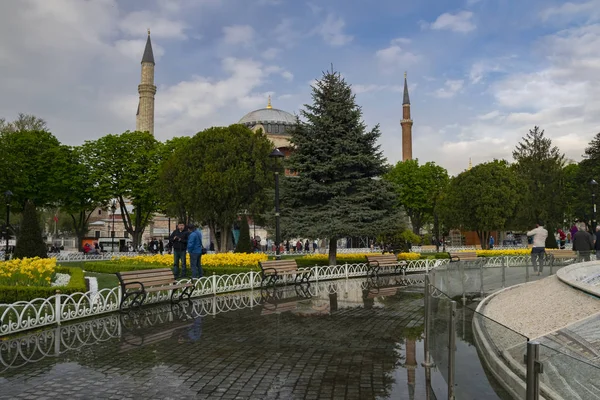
[
  {"x1": 385, "y1": 159, "x2": 449, "y2": 234},
  {"x1": 162, "y1": 124, "x2": 274, "y2": 252},
  {"x1": 439, "y1": 160, "x2": 519, "y2": 249}
]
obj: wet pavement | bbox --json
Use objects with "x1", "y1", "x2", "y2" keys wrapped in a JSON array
[{"x1": 0, "y1": 275, "x2": 506, "y2": 399}]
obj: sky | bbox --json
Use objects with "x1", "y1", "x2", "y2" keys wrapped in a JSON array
[{"x1": 0, "y1": 0, "x2": 599, "y2": 175}]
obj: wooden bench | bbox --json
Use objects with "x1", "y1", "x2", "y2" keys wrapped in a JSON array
[
  {"x1": 546, "y1": 249, "x2": 577, "y2": 265},
  {"x1": 448, "y1": 251, "x2": 479, "y2": 262},
  {"x1": 366, "y1": 254, "x2": 406, "y2": 277},
  {"x1": 115, "y1": 268, "x2": 194, "y2": 311},
  {"x1": 258, "y1": 259, "x2": 312, "y2": 286}
]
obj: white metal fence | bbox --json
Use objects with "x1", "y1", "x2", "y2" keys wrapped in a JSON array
[{"x1": 0, "y1": 255, "x2": 552, "y2": 337}]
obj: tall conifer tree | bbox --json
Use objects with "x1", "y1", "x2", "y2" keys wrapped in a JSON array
[
  {"x1": 14, "y1": 201, "x2": 47, "y2": 259},
  {"x1": 280, "y1": 68, "x2": 399, "y2": 265}
]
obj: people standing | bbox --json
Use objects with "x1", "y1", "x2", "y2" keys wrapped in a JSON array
[
  {"x1": 158, "y1": 240, "x2": 164, "y2": 255},
  {"x1": 488, "y1": 235, "x2": 495, "y2": 249},
  {"x1": 187, "y1": 224, "x2": 204, "y2": 279},
  {"x1": 169, "y1": 222, "x2": 188, "y2": 279},
  {"x1": 527, "y1": 222, "x2": 548, "y2": 276},
  {"x1": 573, "y1": 222, "x2": 594, "y2": 261}
]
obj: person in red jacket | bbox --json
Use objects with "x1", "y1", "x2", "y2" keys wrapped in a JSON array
[{"x1": 557, "y1": 229, "x2": 566, "y2": 249}]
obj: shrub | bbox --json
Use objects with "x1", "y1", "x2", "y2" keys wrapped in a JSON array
[
  {"x1": 0, "y1": 257, "x2": 56, "y2": 286},
  {"x1": 13, "y1": 201, "x2": 47, "y2": 259}
]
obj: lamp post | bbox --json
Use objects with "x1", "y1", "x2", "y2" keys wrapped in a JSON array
[
  {"x1": 4, "y1": 190, "x2": 12, "y2": 261},
  {"x1": 111, "y1": 200, "x2": 117, "y2": 253},
  {"x1": 269, "y1": 148, "x2": 285, "y2": 259},
  {"x1": 590, "y1": 179, "x2": 598, "y2": 233}
]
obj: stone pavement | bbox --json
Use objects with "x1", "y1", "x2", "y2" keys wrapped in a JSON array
[{"x1": 0, "y1": 278, "x2": 430, "y2": 399}]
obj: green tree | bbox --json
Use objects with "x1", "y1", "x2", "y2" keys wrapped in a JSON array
[
  {"x1": 13, "y1": 200, "x2": 47, "y2": 259},
  {"x1": 280, "y1": 68, "x2": 399, "y2": 265},
  {"x1": 234, "y1": 216, "x2": 252, "y2": 253},
  {"x1": 0, "y1": 113, "x2": 48, "y2": 133},
  {"x1": 439, "y1": 160, "x2": 519, "y2": 250},
  {"x1": 57, "y1": 146, "x2": 112, "y2": 250},
  {"x1": 0, "y1": 130, "x2": 68, "y2": 210},
  {"x1": 385, "y1": 159, "x2": 449, "y2": 234},
  {"x1": 156, "y1": 136, "x2": 194, "y2": 225},
  {"x1": 83, "y1": 131, "x2": 162, "y2": 248},
  {"x1": 575, "y1": 132, "x2": 600, "y2": 229},
  {"x1": 513, "y1": 126, "x2": 565, "y2": 246},
  {"x1": 161, "y1": 124, "x2": 274, "y2": 252}
]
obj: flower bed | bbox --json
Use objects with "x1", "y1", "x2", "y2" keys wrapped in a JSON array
[
  {"x1": 469, "y1": 249, "x2": 531, "y2": 257},
  {"x1": 115, "y1": 253, "x2": 268, "y2": 269},
  {"x1": 0, "y1": 257, "x2": 57, "y2": 287}
]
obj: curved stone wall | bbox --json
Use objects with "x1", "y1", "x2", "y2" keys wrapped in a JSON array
[{"x1": 556, "y1": 261, "x2": 600, "y2": 297}]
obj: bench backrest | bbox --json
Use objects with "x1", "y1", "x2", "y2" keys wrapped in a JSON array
[
  {"x1": 546, "y1": 249, "x2": 577, "y2": 258},
  {"x1": 116, "y1": 268, "x2": 175, "y2": 289},
  {"x1": 366, "y1": 255, "x2": 399, "y2": 265},
  {"x1": 449, "y1": 252, "x2": 478, "y2": 261},
  {"x1": 259, "y1": 259, "x2": 299, "y2": 273}
]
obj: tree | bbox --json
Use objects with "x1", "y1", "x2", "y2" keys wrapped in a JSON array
[
  {"x1": 280, "y1": 68, "x2": 399, "y2": 265},
  {"x1": 13, "y1": 201, "x2": 47, "y2": 259},
  {"x1": 0, "y1": 113, "x2": 48, "y2": 133},
  {"x1": 0, "y1": 129, "x2": 68, "y2": 210},
  {"x1": 234, "y1": 216, "x2": 252, "y2": 253},
  {"x1": 439, "y1": 160, "x2": 519, "y2": 250},
  {"x1": 513, "y1": 126, "x2": 566, "y2": 247},
  {"x1": 385, "y1": 159, "x2": 449, "y2": 234},
  {"x1": 156, "y1": 136, "x2": 194, "y2": 225},
  {"x1": 83, "y1": 131, "x2": 162, "y2": 248},
  {"x1": 58, "y1": 146, "x2": 112, "y2": 250},
  {"x1": 575, "y1": 133, "x2": 600, "y2": 229},
  {"x1": 161, "y1": 125, "x2": 274, "y2": 252}
]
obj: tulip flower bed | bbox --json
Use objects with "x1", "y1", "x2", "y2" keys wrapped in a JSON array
[{"x1": 0, "y1": 257, "x2": 86, "y2": 302}]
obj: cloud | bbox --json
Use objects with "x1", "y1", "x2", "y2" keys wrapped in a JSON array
[
  {"x1": 315, "y1": 14, "x2": 353, "y2": 46},
  {"x1": 222, "y1": 25, "x2": 256, "y2": 46},
  {"x1": 375, "y1": 40, "x2": 420, "y2": 73},
  {"x1": 119, "y1": 10, "x2": 188, "y2": 39},
  {"x1": 352, "y1": 84, "x2": 403, "y2": 94},
  {"x1": 433, "y1": 80, "x2": 464, "y2": 98},
  {"x1": 540, "y1": 0, "x2": 600, "y2": 22},
  {"x1": 262, "y1": 47, "x2": 280, "y2": 60},
  {"x1": 425, "y1": 11, "x2": 476, "y2": 33}
]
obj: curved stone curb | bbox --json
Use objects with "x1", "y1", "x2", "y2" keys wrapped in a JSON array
[
  {"x1": 556, "y1": 261, "x2": 600, "y2": 298},
  {"x1": 473, "y1": 282, "x2": 562, "y2": 400}
]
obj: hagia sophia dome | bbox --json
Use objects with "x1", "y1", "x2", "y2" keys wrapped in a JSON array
[{"x1": 238, "y1": 96, "x2": 295, "y2": 150}]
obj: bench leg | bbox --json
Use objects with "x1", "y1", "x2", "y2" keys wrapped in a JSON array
[
  {"x1": 120, "y1": 291, "x2": 145, "y2": 312},
  {"x1": 178, "y1": 285, "x2": 193, "y2": 303},
  {"x1": 294, "y1": 271, "x2": 311, "y2": 285}
]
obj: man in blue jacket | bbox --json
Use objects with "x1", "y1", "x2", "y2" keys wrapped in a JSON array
[{"x1": 187, "y1": 224, "x2": 204, "y2": 279}]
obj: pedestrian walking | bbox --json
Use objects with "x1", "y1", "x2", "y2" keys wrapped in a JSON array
[
  {"x1": 169, "y1": 222, "x2": 188, "y2": 278},
  {"x1": 527, "y1": 222, "x2": 548, "y2": 276},
  {"x1": 573, "y1": 222, "x2": 594, "y2": 261}
]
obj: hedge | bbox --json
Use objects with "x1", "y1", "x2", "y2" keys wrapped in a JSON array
[
  {"x1": 77, "y1": 261, "x2": 260, "y2": 276},
  {"x1": 0, "y1": 266, "x2": 87, "y2": 303}
]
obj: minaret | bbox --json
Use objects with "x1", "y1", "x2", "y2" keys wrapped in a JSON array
[
  {"x1": 468, "y1": 158, "x2": 473, "y2": 170},
  {"x1": 136, "y1": 29, "x2": 156, "y2": 135},
  {"x1": 401, "y1": 72, "x2": 413, "y2": 161}
]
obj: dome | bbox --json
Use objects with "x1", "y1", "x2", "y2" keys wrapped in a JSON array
[{"x1": 238, "y1": 107, "x2": 297, "y2": 126}]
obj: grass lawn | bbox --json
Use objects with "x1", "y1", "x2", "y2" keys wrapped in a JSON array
[{"x1": 84, "y1": 271, "x2": 119, "y2": 291}]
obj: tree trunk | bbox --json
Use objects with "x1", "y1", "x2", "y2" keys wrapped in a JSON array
[
  {"x1": 328, "y1": 236, "x2": 337, "y2": 266},
  {"x1": 477, "y1": 230, "x2": 489, "y2": 250},
  {"x1": 219, "y1": 225, "x2": 230, "y2": 253}
]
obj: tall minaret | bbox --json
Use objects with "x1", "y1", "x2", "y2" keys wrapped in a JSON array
[
  {"x1": 136, "y1": 29, "x2": 156, "y2": 135},
  {"x1": 401, "y1": 72, "x2": 413, "y2": 161}
]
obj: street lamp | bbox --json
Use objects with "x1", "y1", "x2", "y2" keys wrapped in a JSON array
[
  {"x1": 111, "y1": 200, "x2": 117, "y2": 253},
  {"x1": 269, "y1": 148, "x2": 285, "y2": 259},
  {"x1": 4, "y1": 190, "x2": 12, "y2": 261},
  {"x1": 590, "y1": 179, "x2": 598, "y2": 233}
]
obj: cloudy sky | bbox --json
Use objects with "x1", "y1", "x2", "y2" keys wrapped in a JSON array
[{"x1": 0, "y1": 0, "x2": 599, "y2": 175}]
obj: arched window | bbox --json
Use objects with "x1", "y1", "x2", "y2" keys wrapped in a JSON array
[
  {"x1": 273, "y1": 124, "x2": 279, "y2": 134},
  {"x1": 266, "y1": 124, "x2": 272, "y2": 133}
]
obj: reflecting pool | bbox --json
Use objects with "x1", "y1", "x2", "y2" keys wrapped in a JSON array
[{"x1": 0, "y1": 275, "x2": 507, "y2": 399}]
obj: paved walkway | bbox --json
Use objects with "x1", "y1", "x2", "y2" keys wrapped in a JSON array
[{"x1": 0, "y1": 279, "x2": 429, "y2": 400}]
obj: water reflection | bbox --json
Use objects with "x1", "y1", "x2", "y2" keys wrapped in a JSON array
[{"x1": 0, "y1": 276, "x2": 431, "y2": 399}]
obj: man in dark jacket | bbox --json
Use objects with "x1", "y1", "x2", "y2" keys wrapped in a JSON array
[
  {"x1": 169, "y1": 222, "x2": 189, "y2": 278},
  {"x1": 572, "y1": 222, "x2": 594, "y2": 261}
]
